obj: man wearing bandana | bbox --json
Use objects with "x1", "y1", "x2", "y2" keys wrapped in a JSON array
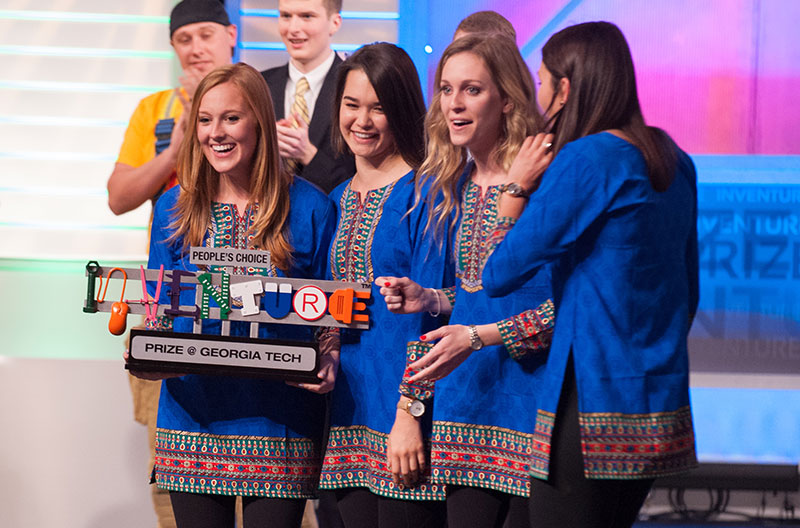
[{"x1": 107, "y1": 0, "x2": 236, "y2": 215}]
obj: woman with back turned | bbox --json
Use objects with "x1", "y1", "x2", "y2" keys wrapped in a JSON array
[{"x1": 481, "y1": 22, "x2": 700, "y2": 528}]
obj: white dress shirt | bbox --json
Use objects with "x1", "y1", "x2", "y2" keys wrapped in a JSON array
[{"x1": 284, "y1": 50, "x2": 336, "y2": 122}]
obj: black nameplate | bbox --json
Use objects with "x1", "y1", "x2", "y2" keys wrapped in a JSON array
[{"x1": 126, "y1": 328, "x2": 320, "y2": 383}]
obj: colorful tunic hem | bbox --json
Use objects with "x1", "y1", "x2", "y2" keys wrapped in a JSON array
[
  {"x1": 430, "y1": 421, "x2": 532, "y2": 497},
  {"x1": 154, "y1": 429, "x2": 321, "y2": 498},
  {"x1": 530, "y1": 406, "x2": 698, "y2": 480},
  {"x1": 319, "y1": 425, "x2": 446, "y2": 501}
]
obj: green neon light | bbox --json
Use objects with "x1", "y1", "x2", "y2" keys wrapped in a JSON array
[
  {"x1": 0, "y1": 45, "x2": 171, "y2": 59},
  {"x1": 0, "y1": 221, "x2": 147, "y2": 232},
  {"x1": 0, "y1": 258, "x2": 146, "y2": 274},
  {"x1": 0, "y1": 10, "x2": 168, "y2": 24},
  {"x1": 0, "y1": 115, "x2": 127, "y2": 127}
]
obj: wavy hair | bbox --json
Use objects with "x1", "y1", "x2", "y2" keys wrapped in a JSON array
[
  {"x1": 419, "y1": 34, "x2": 543, "y2": 241},
  {"x1": 171, "y1": 63, "x2": 294, "y2": 271},
  {"x1": 541, "y1": 21, "x2": 677, "y2": 191}
]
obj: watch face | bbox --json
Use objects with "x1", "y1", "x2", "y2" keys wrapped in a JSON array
[
  {"x1": 409, "y1": 399, "x2": 425, "y2": 417},
  {"x1": 468, "y1": 326, "x2": 484, "y2": 350},
  {"x1": 505, "y1": 183, "x2": 529, "y2": 198}
]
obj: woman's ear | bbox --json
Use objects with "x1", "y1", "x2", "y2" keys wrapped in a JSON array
[
  {"x1": 503, "y1": 98, "x2": 514, "y2": 114},
  {"x1": 558, "y1": 77, "x2": 570, "y2": 105}
]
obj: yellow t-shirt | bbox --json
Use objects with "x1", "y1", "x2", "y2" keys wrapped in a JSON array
[{"x1": 116, "y1": 88, "x2": 185, "y2": 169}]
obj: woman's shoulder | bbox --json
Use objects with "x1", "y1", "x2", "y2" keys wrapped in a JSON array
[
  {"x1": 554, "y1": 133, "x2": 644, "y2": 178},
  {"x1": 290, "y1": 176, "x2": 335, "y2": 209},
  {"x1": 563, "y1": 132, "x2": 637, "y2": 159},
  {"x1": 153, "y1": 185, "x2": 181, "y2": 220},
  {"x1": 391, "y1": 168, "x2": 419, "y2": 197}
]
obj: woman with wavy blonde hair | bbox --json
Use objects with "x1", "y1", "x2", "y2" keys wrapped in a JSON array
[
  {"x1": 144, "y1": 63, "x2": 337, "y2": 528},
  {"x1": 379, "y1": 34, "x2": 555, "y2": 527},
  {"x1": 419, "y1": 33, "x2": 541, "y2": 242}
]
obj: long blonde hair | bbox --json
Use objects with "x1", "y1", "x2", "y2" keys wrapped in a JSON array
[
  {"x1": 418, "y1": 34, "x2": 543, "y2": 241},
  {"x1": 171, "y1": 63, "x2": 294, "y2": 272}
]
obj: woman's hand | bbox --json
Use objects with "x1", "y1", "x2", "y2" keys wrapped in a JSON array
[
  {"x1": 387, "y1": 404, "x2": 426, "y2": 488},
  {"x1": 407, "y1": 325, "x2": 473, "y2": 383},
  {"x1": 508, "y1": 132, "x2": 555, "y2": 192},
  {"x1": 123, "y1": 350, "x2": 186, "y2": 380},
  {"x1": 376, "y1": 276, "x2": 434, "y2": 314},
  {"x1": 287, "y1": 347, "x2": 340, "y2": 394}
]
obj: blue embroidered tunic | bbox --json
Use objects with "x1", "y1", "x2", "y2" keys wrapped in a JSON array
[
  {"x1": 483, "y1": 132, "x2": 699, "y2": 480},
  {"x1": 319, "y1": 171, "x2": 451, "y2": 500},
  {"x1": 146, "y1": 178, "x2": 337, "y2": 498},
  {"x1": 427, "y1": 167, "x2": 555, "y2": 498}
]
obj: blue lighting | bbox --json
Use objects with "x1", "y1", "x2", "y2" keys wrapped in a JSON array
[
  {"x1": 240, "y1": 9, "x2": 399, "y2": 20},
  {"x1": 691, "y1": 387, "x2": 800, "y2": 464},
  {"x1": 520, "y1": 0, "x2": 586, "y2": 59},
  {"x1": 692, "y1": 154, "x2": 800, "y2": 184}
]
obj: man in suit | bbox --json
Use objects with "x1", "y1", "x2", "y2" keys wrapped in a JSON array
[{"x1": 262, "y1": 0, "x2": 355, "y2": 193}]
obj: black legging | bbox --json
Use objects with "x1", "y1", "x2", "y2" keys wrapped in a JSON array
[
  {"x1": 330, "y1": 487, "x2": 446, "y2": 528},
  {"x1": 446, "y1": 486, "x2": 530, "y2": 528},
  {"x1": 528, "y1": 357, "x2": 654, "y2": 528},
  {"x1": 169, "y1": 491, "x2": 306, "y2": 528}
]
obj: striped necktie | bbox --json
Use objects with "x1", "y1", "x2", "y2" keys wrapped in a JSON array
[
  {"x1": 291, "y1": 77, "x2": 310, "y2": 128},
  {"x1": 286, "y1": 77, "x2": 310, "y2": 174}
]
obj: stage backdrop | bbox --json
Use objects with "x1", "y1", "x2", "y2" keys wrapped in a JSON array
[{"x1": 0, "y1": 1, "x2": 799, "y2": 526}]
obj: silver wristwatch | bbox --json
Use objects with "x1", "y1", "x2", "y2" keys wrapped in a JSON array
[
  {"x1": 500, "y1": 182, "x2": 531, "y2": 198},
  {"x1": 468, "y1": 325, "x2": 484, "y2": 350}
]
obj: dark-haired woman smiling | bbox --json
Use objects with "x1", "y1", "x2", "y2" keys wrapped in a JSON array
[
  {"x1": 482, "y1": 22, "x2": 700, "y2": 528},
  {"x1": 317, "y1": 43, "x2": 450, "y2": 527}
]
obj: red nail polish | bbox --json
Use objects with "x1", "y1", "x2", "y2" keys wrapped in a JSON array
[
  {"x1": 420, "y1": 335, "x2": 427, "y2": 341},
  {"x1": 384, "y1": 281, "x2": 391, "y2": 287}
]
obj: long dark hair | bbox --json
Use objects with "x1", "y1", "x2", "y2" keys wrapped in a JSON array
[
  {"x1": 331, "y1": 42, "x2": 426, "y2": 169},
  {"x1": 542, "y1": 21, "x2": 677, "y2": 191}
]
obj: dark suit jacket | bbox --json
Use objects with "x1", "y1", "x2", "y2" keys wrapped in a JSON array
[{"x1": 262, "y1": 54, "x2": 355, "y2": 194}]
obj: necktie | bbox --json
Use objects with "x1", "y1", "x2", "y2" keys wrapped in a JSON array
[
  {"x1": 291, "y1": 77, "x2": 311, "y2": 127},
  {"x1": 286, "y1": 77, "x2": 310, "y2": 174}
]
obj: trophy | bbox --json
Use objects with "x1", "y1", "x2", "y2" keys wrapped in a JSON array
[{"x1": 83, "y1": 247, "x2": 370, "y2": 382}]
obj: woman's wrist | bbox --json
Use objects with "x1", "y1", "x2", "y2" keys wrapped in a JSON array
[{"x1": 427, "y1": 288, "x2": 442, "y2": 316}]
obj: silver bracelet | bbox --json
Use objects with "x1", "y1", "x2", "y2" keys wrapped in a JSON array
[{"x1": 427, "y1": 288, "x2": 441, "y2": 317}]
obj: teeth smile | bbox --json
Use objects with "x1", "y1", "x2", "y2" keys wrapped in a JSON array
[
  {"x1": 353, "y1": 132, "x2": 376, "y2": 139},
  {"x1": 212, "y1": 144, "x2": 234, "y2": 152}
]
